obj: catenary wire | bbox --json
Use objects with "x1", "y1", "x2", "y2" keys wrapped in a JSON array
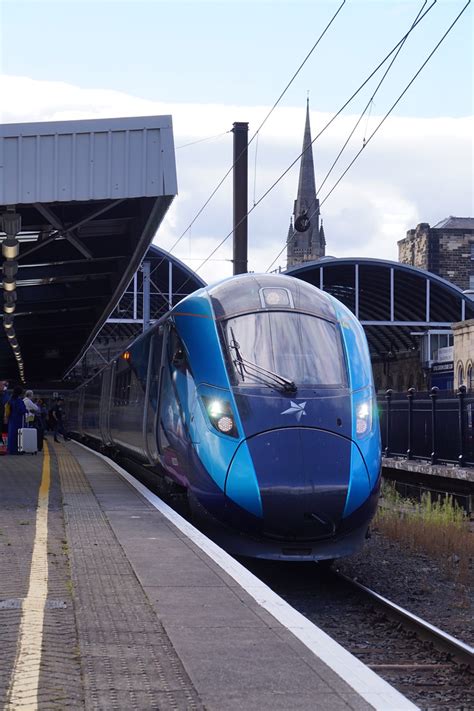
[
  {"x1": 174, "y1": 0, "x2": 437, "y2": 288},
  {"x1": 266, "y1": 0, "x2": 471, "y2": 273},
  {"x1": 317, "y1": 0, "x2": 432, "y2": 196},
  {"x1": 146, "y1": 0, "x2": 347, "y2": 283},
  {"x1": 176, "y1": 131, "x2": 231, "y2": 150}
]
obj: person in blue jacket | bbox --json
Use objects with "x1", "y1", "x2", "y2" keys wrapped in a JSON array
[
  {"x1": 0, "y1": 381, "x2": 9, "y2": 446},
  {"x1": 7, "y1": 386, "x2": 27, "y2": 455}
]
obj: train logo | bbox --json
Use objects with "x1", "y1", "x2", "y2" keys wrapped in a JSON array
[{"x1": 281, "y1": 401, "x2": 307, "y2": 421}]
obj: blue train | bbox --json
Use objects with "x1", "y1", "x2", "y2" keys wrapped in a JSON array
[{"x1": 68, "y1": 273, "x2": 381, "y2": 561}]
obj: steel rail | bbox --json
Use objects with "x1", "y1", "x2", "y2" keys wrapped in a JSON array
[{"x1": 334, "y1": 570, "x2": 474, "y2": 671}]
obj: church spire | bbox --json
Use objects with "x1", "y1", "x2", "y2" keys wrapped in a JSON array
[{"x1": 286, "y1": 100, "x2": 325, "y2": 268}]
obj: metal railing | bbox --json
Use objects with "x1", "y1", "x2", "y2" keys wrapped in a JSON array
[{"x1": 378, "y1": 386, "x2": 474, "y2": 467}]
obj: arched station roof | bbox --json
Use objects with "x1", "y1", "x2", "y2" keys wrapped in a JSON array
[
  {"x1": 0, "y1": 116, "x2": 177, "y2": 383},
  {"x1": 286, "y1": 257, "x2": 474, "y2": 358},
  {"x1": 30, "y1": 242, "x2": 204, "y2": 383},
  {"x1": 87, "y1": 244, "x2": 206, "y2": 354}
]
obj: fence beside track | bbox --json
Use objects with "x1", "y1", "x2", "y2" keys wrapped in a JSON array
[{"x1": 378, "y1": 387, "x2": 474, "y2": 467}]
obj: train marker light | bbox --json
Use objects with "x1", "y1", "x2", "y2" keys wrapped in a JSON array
[
  {"x1": 356, "y1": 400, "x2": 372, "y2": 436},
  {"x1": 217, "y1": 416, "x2": 234, "y2": 434}
]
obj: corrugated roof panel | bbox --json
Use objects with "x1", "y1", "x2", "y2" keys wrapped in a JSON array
[{"x1": 0, "y1": 115, "x2": 177, "y2": 205}]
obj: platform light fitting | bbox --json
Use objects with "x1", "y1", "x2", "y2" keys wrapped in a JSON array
[
  {"x1": 3, "y1": 280, "x2": 16, "y2": 292},
  {"x1": 4, "y1": 318, "x2": 14, "y2": 329},
  {"x1": 3, "y1": 303, "x2": 15, "y2": 314},
  {"x1": 2, "y1": 240, "x2": 20, "y2": 259}
]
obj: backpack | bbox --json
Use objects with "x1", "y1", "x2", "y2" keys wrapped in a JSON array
[{"x1": 4, "y1": 401, "x2": 11, "y2": 422}]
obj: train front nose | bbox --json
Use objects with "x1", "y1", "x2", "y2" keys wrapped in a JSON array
[{"x1": 226, "y1": 428, "x2": 352, "y2": 539}]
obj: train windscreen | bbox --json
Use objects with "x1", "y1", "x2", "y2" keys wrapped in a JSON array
[{"x1": 222, "y1": 311, "x2": 347, "y2": 387}]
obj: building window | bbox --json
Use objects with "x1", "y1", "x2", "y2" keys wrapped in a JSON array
[
  {"x1": 457, "y1": 363, "x2": 464, "y2": 388},
  {"x1": 470, "y1": 275, "x2": 474, "y2": 289},
  {"x1": 467, "y1": 363, "x2": 473, "y2": 392}
]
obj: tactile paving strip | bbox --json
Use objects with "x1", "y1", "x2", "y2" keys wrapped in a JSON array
[
  {"x1": 0, "y1": 447, "x2": 84, "y2": 710},
  {"x1": 58, "y1": 446, "x2": 204, "y2": 710}
]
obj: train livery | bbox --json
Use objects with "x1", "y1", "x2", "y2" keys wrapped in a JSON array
[{"x1": 68, "y1": 273, "x2": 381, "y2": 561}]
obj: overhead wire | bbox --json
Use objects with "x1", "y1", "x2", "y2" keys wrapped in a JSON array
[
  {"x1": 147, "y1": 0, "x2": 347, "y2": 284},
  {"x1": 317, "y1": 0, "x2": 432, "y2": 196},
  {"x1": 176, "y1": 131, "x2": 231, "y2": 150},
  {"x1": 175, "y1": 0, "x2": 437, "y2": 286},
  {"x1": 319, "y1": 0, "x2": 470, "y2": 211},
  {"x1": 265, "y1": 0, "x2": 471, "y2": 273}
]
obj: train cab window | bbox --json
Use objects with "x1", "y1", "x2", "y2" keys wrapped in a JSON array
[{"x1": 223, "y1": 311, "x2": 347, "y2": 388}]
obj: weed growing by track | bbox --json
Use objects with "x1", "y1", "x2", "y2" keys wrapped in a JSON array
[{"x1": 375, "y1": 482, "x2": 473, "y2": 590}]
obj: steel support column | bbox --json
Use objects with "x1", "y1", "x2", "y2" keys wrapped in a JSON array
[{"x1": 142, "y1": 261, "x2": 150, "y2": 332}]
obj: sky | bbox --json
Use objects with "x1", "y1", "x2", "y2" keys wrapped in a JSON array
[{"x1": 0, "y1": 0, "x2": 473, "y2": 284}]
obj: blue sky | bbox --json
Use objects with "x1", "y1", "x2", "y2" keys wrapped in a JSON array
[
  {"x1": 2, "y1": 0, "x2": 472, "y2": 116},
  {"x1": 1, "y1": 0, "x2": 473, "y2": 281}
]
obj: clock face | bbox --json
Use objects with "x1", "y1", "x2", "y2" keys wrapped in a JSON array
[{"x1": 295, "y1": 214, "x2": 310, "y2": 232}]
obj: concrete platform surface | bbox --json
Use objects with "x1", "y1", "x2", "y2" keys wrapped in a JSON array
[{"x1": 0, "y1": 440, "x2": 418, "y2": 710}]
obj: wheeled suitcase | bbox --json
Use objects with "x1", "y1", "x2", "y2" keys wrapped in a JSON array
[{"x1": 18, "y1": 427, "x2": 38, "y2": 454}]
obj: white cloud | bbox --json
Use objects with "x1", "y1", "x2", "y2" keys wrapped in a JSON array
[{"x1": 1, "y1": 74, "x2": 472, "y2": 285}]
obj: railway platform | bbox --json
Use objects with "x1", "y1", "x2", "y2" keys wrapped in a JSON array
[{"x1": 0, "y1": 440, "x2": 418, "y2": 711}]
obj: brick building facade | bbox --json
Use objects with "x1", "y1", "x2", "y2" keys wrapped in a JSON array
[
  {"x1": 453, "y1": 318, "x2": 474, "y2": 391},
  {"x1": 398, "y1": 217, "x2": 474, "y2": 291}
]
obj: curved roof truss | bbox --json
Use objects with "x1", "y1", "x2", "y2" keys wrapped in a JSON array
[{"x1": 286, "y1": 258, "x2": 474, "y2": 359}]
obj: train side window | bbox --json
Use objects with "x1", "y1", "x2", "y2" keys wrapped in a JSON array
[
  {"x1": 169, "y1": 327, "x2": 187, "y2": 372},
  {"x1": 114, "y1": 364, "x2": 132, "y2": 405}
]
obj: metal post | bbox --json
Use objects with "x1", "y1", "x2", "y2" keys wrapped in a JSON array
[
  {"x1": 406, "y1": 387, "x2": 416, "y2": 460},
  {"x1": 133, "y1": 272, "x2": 138, "y2": 320},
  {"x1": 430, "y1": 386, "x2": 439, "y2": 465},
  {"x1": 232, "y1": 122, "x2": 249, "y2": 275},
  {"x1": 384, "y1": 389, "x2": 393, "y2": 457},
  {"x1": 457, "y1": 384, "x2": 467, "y2": 467},
  {"x1": 168, "y1": 260, "x2": 173, "y2": 309},
  {"x1": 142, "y1": 261, "x2": 150, "y2": 332}
]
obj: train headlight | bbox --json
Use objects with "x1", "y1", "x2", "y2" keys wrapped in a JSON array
[
  {"x1": 201, "y1": 396, "x2": 238, "y2": 438},
  {"x1": 356, "y1": 398, "x2": 372, "y2": 437}
]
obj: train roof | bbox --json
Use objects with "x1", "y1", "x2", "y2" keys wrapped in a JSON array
[{"x1": 205, "y1": 273, "x2": 337, "y2": 321}]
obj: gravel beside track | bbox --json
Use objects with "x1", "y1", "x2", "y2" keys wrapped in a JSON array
[{"x1": 337, "y1": 529, "x2": 473, "y2": 647}]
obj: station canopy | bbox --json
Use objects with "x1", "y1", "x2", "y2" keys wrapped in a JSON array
[
  {"x1": 0, "y1": 116, "x2": 177, "y2": 384},
  {"x1": 286, "y1": 257, "x2": 474, "y2": 359}
]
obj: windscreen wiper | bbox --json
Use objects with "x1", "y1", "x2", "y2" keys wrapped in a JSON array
[
  {"x1": 235, "y1": 358, "x2": 297, "y2": 393},
  {"x1": 229, "y1": 331, "x2": 296, "y2": 393}
]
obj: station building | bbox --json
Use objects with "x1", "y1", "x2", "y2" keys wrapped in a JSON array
[{"x1": 398, "y1": 217, "x2": 474, "y2": 292}]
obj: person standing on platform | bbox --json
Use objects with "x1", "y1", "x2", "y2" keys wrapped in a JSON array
[
  {"x1": 7, "y1": 386, "x2": 27, "y2": 455},
  {"x1": 52, "y1": 397, "x2": 70, "y2": 442},
  {"x1": 23, "y1": 389, "x2": 42, "y2": 452},
  {"x1": 0, "y1": 381, "x2": 9, "y2": 447}
]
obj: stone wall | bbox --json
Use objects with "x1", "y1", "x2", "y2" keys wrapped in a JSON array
[
  {"x1": 398, "y1": 223, "x2": 474, "y2": 290},
  {"x1": 372, "y1": 352, "x2": 426, "y2": 393},
  {"x1": 452, "y1": 318, "x2": 474, "y2": 390}
]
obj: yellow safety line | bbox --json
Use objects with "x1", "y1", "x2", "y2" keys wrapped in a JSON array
[{"x1": 8, "y1": 442, "x2": 51, "y2": 710}]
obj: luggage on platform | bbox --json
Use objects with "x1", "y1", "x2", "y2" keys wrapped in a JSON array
[{"x1": 18, "y1": 427, "x2": 38, "y2": 454}]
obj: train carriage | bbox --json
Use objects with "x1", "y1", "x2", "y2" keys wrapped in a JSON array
[{"x1": 69, "y1": 273, "x2": 381, "y2": 561}]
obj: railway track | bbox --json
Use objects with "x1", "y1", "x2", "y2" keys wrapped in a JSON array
[
  {"x1": 245, "y1": 560, "x2": 473, "y2": 710},
  {"x1": 335, "y1": 570, "x2": 474, "y2": 671}
]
